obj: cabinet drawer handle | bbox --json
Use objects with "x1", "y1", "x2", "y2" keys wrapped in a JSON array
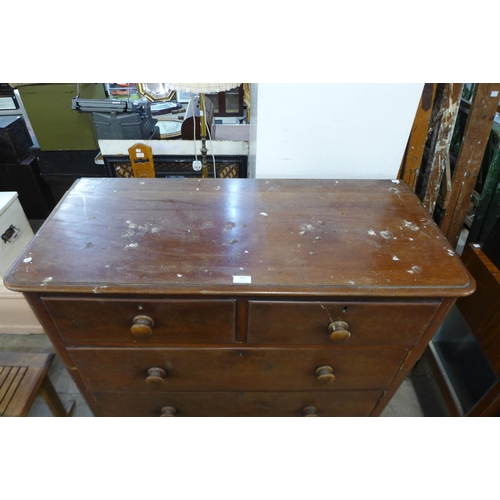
[
  {"x1": 160, "y1": 406, "x2": 177, "y2": 417},
  {"x1": 315, "y1": 365, "x2": 335, "y2": 384},
  {"x1": 302, "y1": 406, "x2": 318, "y2": 417},
  {"x1": 328, "y1": 320, "x2": 351, "y2": 342},
  {"x1": 146, "y1": 367, "x2": 167, "y2": 385},
  {"x1": 131, "y1": 315, "x2": 155, "y2": 338}
]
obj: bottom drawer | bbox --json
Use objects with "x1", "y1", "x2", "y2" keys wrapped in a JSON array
[
  {"x1": 95, "y1": 392, "x2": 239, "y2": 417},
  {"x1": 94, "y1": 391, "x2": 382, "y2": 417},
  {"x1": 239, "y1": 391, "x2": 382, "y2": 417}
]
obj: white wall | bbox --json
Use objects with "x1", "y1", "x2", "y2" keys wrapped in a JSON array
[{"x1": 248, "y1": 83, "x2": 424, "y2": 179}]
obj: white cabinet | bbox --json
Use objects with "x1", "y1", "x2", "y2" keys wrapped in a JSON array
[{"x1": 0, "y1": 192, "x2": 44, "y2": 334}]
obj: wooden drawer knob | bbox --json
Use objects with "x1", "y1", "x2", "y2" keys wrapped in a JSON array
[
  {"x1": 131, "y1": 315, "x2": 155, "y2": 338},
  {"x1": 160, "y1": 406, "x2": 177, "y2": 417},
  {"x1": 328, "y1": 320, "x2": 351, "y2": 342},
  {"x1": 146, "y1": 367, "x2": 167, "y2": 385},
  {"x1": 302, "y1": 406, "x2": 318, "y2": 417},
  {"x1": 315, "y1": 365, "x2": 335, "y2": 383}
]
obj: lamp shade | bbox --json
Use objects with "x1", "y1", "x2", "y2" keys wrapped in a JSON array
[{"x1": 164, "y1": 83, "x2": 240, "y2": 93}]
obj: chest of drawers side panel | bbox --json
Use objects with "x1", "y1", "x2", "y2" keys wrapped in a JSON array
[
  {"x1": 370, "y1": 297, "x2": 457, "y2": 415},
  {"x1": 23, "y1": 292, "x2": 105, "y2": 416}
]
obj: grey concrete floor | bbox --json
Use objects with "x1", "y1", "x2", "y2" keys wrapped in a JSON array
[{"x1": 0, "y1": 332, "x2": 449, "y2": 417}]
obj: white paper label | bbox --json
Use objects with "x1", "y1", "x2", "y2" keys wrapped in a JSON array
[{"x1": 233, "y1": 275, "x2": 251, "y2": 284}]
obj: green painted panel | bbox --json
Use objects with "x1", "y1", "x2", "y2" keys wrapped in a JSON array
[{"x1": 18, "y1": 83, "x2": 106, "y2": 151}]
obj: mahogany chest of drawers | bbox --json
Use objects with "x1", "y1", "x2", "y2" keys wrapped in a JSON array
[{"x1": 4, "y1": 178, "x2": 475, "y2": 416}]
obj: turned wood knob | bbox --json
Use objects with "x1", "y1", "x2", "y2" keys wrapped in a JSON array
[
  {"x1": 131, "y1": 315, "x2": 154, "y2": 338},
  {"x1": 302, "y1": 406, "x2": 318, "y2": 417},
  {"x1": 315, "y1": 365, "x2": 336, "y2": 383},
  {"x1": 328, "y1": 320, "x2": 351, "y2": 342},
  {"x1": 160, "y1": 406, "x2": 177, "y2": 417},
  {"x1": 146, "y1": 367, "x2": 167, "y2": 385}
]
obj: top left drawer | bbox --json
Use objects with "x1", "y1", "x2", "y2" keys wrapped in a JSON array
[{"x1": 41, "y1": 297, "x2": 237, "y2": 345}]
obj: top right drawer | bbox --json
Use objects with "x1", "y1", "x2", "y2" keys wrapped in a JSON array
[{"x1": 247, "y1": 300, "x2": 440, "y2": 346}]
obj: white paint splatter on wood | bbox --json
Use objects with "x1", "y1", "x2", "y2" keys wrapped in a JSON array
[
  {"x1": 402, "y1": 220, "x2": 420, "y2": 231},
  {"x1": 407, "y1": 265, "x2": 422, "y2": 275},
  {"x1": 299, "y1": 223, "x2": 315, "y2": 235}
]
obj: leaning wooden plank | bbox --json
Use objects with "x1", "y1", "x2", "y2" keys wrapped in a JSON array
[
  {"x1": 440, "y1": 83, "x2": 500, "y2": 247},
  {"x1": 400, "y1": 83, "x2": 437, "y2": 190},
  {"x1": 421, "y1": 84, "x2": 463, "y2": 214}
]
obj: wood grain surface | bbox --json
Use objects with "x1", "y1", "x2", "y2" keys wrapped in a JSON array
[{"x1": 4, "y1": 178, "x2": 474, "y2": 297}]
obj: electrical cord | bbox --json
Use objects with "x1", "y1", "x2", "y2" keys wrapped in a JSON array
[
  {"x1": 202, "y1": 93, "x2": 217, "y2": 178},
  {"x1": 193, "y1": 96, "x2": 198, "y2": 163}
]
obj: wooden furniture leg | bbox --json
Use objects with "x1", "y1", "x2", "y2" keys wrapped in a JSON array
[{"x1": 40, "y1": 375, "x2": 75, "y2": 417}]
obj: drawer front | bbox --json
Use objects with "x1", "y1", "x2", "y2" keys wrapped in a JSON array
[
  {"x1": 69, "y1": 347, "x2": 407, "y2": 392},
  {"x1": 94, "y1": 392, "x2": 239, "y2": 417},
  {"x1": 247, "y1": 300, "x2": 440, "y2": 346},
  {"x1": 94, "y1": 390, "x2": 381, "y2": 417},
  {"x1": 42, "y1": 297, "x2": 236, "y2": 345},
  {"x1": 239, "y1": 391, "x2": 382, "y2": 417}
]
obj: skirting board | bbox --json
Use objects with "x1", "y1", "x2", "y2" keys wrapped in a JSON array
[{"x1": 0, "y1": 285, "x2": 44, "y2": 334}]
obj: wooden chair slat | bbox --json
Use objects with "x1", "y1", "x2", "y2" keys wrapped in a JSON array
[{"x1": 0, "y1": 367, "x2": 28, "y2": 415}]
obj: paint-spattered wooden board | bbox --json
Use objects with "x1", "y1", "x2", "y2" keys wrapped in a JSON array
[{"x1": 440, "y1": 83, "x2": 500, "y2": 247}]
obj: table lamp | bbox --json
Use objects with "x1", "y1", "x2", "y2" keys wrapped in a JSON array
[{"x1": 165, "y1": 83, "x2": 240, "y2": 178}]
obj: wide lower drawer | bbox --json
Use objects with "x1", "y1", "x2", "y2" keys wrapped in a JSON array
[
  {"x1": 42, "y1": 297, "x2": 236, "y2": 345},
  {"x1": 94, "y1": 390, "x2": 382, "y2": 417},
  {"x1": 247, "y1": 300, "x2": 440, "y2": 346},
  {"x1": 69, "y1": 347, "x2": 407, "y2": 392},
  {"x1": 95, "y1": 391, "x2": 239, "y2": 417}
]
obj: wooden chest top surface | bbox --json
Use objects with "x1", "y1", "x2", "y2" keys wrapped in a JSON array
[{"x1": 4, "y1": 178, "x2": 474, "y2": 297}]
